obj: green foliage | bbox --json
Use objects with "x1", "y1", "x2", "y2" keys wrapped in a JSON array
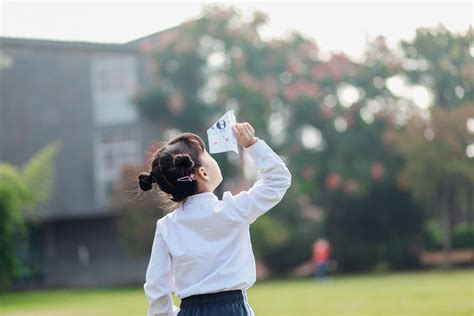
[
  {"x1": 452, "y1": 223, "x2": 474, "y2": 248},
  {"x1": 250, "y1": 215, "x2": 290, "y2": 258},
  {"x1": 396, "y1": 105, "x2": 474, "y2": 203},
  {"x1": 0, "y1": 183, "x2": 24, "y2": 286},
  {"x1": 0, "y1": 164, "x2": 31, "y2": 223},
  {"x1": 326, "y1": 183, "x2": 423, "y2": 272},
  {"x1": 421, "y1": 221, "x2": 473, "y2": 250},
  {"x1": 393, "y1": 29, "x2": 473, "y2": 264},
  {"x1": 394, "y1": 104, "x2": 474, "y2": 266},
  {"x1": 0, "y1": 164, "x2": 31, "y2": 287},
  {"x1": 400, "y1": 25, "x2": 473, "y2": 108},
  {"x1": 21, "y1": 141, "x2": 62, "y2": 212},
  {"x1": 422, "y1": 221, "x2": 444, "y2": 250},
  {"x1": 0, "y1": 142, "x2": 60, "y2": 287}
]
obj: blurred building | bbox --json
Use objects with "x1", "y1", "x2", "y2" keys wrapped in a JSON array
[{"x1": 0, "y1": 31, "x2": 172, "y2": 288}]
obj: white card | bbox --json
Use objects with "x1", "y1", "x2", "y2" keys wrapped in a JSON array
[{"x1": 207, "y1": 110, "x2": 239, "y2": 154}]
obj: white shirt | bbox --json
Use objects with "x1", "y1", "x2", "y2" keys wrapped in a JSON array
[{"x1": 144, "y1": 138, "x2": 292, "y2": 316}]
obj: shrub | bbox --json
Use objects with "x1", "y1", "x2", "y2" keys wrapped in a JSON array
[{"x1": 452, "y1": 223, "x2": 474, "y2": 249}]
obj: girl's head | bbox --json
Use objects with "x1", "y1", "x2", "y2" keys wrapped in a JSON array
[{"x1": 138, "y1": 133, "x2": 222, "y2": 203}]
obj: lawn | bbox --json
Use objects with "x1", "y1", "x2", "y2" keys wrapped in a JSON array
[{"x1": 0, "y1": 269, "x2": 472, "y2": 316}]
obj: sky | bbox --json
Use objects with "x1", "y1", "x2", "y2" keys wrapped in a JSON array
[{"x1": 0, "y1": 1, "x2": 472, "y2": 60}]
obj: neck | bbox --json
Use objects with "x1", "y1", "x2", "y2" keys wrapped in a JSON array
[{"x1": 197, "y1": 182, "x2": 215, "y2": 193}]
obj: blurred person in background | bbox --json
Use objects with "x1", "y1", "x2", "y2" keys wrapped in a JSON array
[{"x1": 313, "y1": 238, "x2": 331, "y2": 282}]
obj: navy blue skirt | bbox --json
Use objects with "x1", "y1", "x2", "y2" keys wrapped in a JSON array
[{"x1": 178, "y1": 290, "x2": 254, "y2": 316}]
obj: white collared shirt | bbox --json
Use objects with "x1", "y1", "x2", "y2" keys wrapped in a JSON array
[{"x1": 144, "y1": 138, "x2": 292, "y2": 316}]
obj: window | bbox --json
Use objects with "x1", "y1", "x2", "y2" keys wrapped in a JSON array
[
  {"x1": 91, "y1": 56, "x2": 138, "y2": 125},
  {"x1": 94, "y1": 126, "x2": 141, "y2": 206},
  {"x1": 96, "y1": 64, "x2": 130, "y2": 92}
]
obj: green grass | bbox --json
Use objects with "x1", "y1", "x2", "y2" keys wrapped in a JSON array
[{"x1": 0, "y1": 269, "x2": 472, "y2": 316}]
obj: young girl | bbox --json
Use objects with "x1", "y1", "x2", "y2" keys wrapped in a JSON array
[{"x1": 138, "y1": 122, "x2": 292, "y2": 316}]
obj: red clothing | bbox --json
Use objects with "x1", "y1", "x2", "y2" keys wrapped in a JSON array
[{"x1": 313, "y1": 240, "x2": 330, "y2": 264}]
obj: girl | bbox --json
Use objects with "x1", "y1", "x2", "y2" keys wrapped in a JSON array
[{"x1": 138, "y1": 122, "x2": 292, "y2": 316}]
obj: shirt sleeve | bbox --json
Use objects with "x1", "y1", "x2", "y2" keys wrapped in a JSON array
[
  {"x1": 222, "y1": 137, "x2": 292, "y2": 224},
  {"x1": 144, "y1": 221, "x2": 180, "y2": 316}
]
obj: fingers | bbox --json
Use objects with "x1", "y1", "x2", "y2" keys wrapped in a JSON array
[
  {"x1": 241, "y1": 125, "x2": 250, "y2": 140},
  {"x1": 241, "y1": 123, "x2": 253, "y2": 140},
  {"x1": 249, "y1": 125, "x2": 255, "y2": 134},
  {"x1": 232, "y1": 124, "x2": 244, "y2": 137},
  {"x1": 233, "y1": 123, "x2": 252, "y2": 134},
  {"x1": 232, "y1": 122, "x2": 255, "y2": 147},
  {"x1": 242, "y1": 122, "x2": 254, "y2": 137}
]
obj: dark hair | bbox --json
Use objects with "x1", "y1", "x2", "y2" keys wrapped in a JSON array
[{"x1": 138, "y1": 133, "x2": 205, "y2": 203}]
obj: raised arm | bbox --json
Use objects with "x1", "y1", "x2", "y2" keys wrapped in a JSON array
[
  {"x1": 223, "y1": 123, "x2": 292, "y2": 224},
  {"x1": 144, "y1": 221, "x2": 179, "y2": 316}
]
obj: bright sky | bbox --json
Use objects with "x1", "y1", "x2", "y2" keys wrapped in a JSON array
[{"x1": 0, "y1": 1, "x2": 472, "y2": 60}]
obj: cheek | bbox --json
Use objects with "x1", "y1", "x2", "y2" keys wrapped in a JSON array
[{"x1": 213, "y1": 160, "x2": 221, "y2": 175}]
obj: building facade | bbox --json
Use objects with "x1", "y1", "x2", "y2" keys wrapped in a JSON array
[{"x1": 0, "y1": 34, "x2": 165, "y2": 287}]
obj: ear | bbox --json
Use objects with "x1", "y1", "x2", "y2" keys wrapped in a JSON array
[{"x1": 196, "y1": 166, "x2": 209, "y2": 181}]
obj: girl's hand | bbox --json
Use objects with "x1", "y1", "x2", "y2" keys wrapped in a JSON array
[{"x1": 232, "y1": 122, "x2": 258, "y2": 148}]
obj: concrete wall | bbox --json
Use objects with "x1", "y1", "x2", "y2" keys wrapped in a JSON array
[{"x1": 41, "y1": 215, "x2": 149, "y2": 287}]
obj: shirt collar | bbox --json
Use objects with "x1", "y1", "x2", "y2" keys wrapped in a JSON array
[{"x1": 184, "y1": 191, "x2": 218, "y2": 203}]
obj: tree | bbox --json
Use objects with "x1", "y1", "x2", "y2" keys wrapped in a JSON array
[
  {"x1": 400, "y1": 25, "x2": 473, "y2": 108},
  {"x1": 113, "y1": 162, "x2": 170, "y2": 255},
  {"x1": 394, "y1": 105, "x2": 474, "y2": 268},
  {"x1": 393, "y1": 25, "x2": 473, "y2": 268},
  {"x1": 0, "y1": 142, "x2": 61, "y2": 287}
]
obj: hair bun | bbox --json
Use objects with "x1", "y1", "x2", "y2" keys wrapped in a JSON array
[
  {"x1": 138, "y1": 172, "x2": 154, "y2": 191},
  {"x1": 173, "y1": 154, "x2": 195, "y2": 169}
]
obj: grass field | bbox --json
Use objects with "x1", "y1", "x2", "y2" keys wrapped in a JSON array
[{"x1": 0, "y1": 269, "x2": 472, "y2": 316}]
